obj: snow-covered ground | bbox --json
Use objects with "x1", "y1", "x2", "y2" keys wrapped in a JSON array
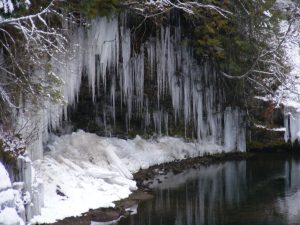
[
  {"x1": 32, "y1": 130, "x2": 227, "y2": 224},
  {"x1": 0, "y1": 162, "x2": 24, "y2": 225}
]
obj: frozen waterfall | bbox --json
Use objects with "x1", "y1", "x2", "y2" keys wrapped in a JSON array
[
  {"x1": 13, "y1": 15, "x2": 248, "y2": 224},
  {"x1": 20, "y1": 15, "x2": 246, "y2": 161}
]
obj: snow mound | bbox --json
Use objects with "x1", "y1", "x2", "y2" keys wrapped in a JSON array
[
  {"x1": 0, "y1": 163, "x2": 11, "y2": 191},
  {"x1": 0, "y1": 208, "x2": 23, "y2": 225},
  {"x1": 32, "y1": 130, "x2": 227, "y2": 223},
  {"x1": 0, "y1": 163, "x2": 24, "y2": 225}
]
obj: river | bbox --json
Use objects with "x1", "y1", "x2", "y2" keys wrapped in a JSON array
[{"x1": 101, "y1": 155, "x2": 300, "y2": 225}]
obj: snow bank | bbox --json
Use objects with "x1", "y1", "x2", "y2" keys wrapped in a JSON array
[
  {"x1": 32, "y1": 130, "x2": 231, "y2": 223},
  {"x1": 0, "y1": 162, "x2": 24, "y2": 225},
  {"x1": 0, "y1": 208, "x2": 23, "y2": 225},
  {"x1": 0, "y1": 163, "x2": 11, "y2": 191}
]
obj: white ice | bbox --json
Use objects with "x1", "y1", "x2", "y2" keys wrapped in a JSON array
[
  {"x1": 31, "y1": 129, "x2": 239, "y2": 224},
  {"x1": 0, "y1": 162, "x2": 24, "y2": 225}
]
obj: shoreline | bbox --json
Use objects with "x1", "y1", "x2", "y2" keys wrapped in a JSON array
[
  {"x1": 40, "y1": 149, "x2": 300, "y2": 225},
  {"x1": 40, "y1": 151, "x2": 254, "y2": 225}
]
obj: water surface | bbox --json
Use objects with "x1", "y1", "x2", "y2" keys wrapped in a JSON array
[{"x1": 113, "y1": 156, "x2": 300, "y2": 225}]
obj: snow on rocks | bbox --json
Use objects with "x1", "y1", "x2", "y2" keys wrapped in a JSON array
[
  {"x1": 32, "y1": 130, "x2": 231, "y2": 224},
  {"x1": 0, "y1": 162, "x2": 24, "y2": 225}
]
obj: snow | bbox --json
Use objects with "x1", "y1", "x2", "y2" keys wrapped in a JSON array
[
  {"x1": 267, "y1": 8, "x2": 300, "y2": 142},
  {"x1": 254, "y1": 124, "x2": 286, "y2": 132},
  {"x1": 31, "y1": 129, "x2": 243, "y2": 224},
  {"x1": 0, "y1": 0, "x2": 31, "y2": 14},
  {"x1": 0, "y1": 0, "x2": 14, "y2": 13},
  {"x1": 0, "y1": 208, "x2": 24, "y2": 225},
  {"x1": 263, "y1": 10, "x2": 272, "y2": 18},
  {"x1": 17, "y1": 16, "x2": 246, "y2": 222},
  {"x1": 274, "y1": 28, "x2": 300, "y2": 110},
  {"x1": 0, "y1": 162, "x2": 24, "y2": 225},
  {"x1": 0, "y1": 131, "x2": 26, "y2": 157},
  {"x1": 20, "y1": 16, "x2": 246, "y2": 163},
  {"x1": 0, "y1": 189, "x2": 15, "y2": 206},
  {"x1": 0, "y1": 163, "x2": 11, "y2": 191}
]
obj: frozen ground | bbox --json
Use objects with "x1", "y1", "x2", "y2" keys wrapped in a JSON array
[{"x1": 32, "y1": 130, "x2": 225, "y2": 223}]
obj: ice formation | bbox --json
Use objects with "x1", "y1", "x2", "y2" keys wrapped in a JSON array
[
  {"x1": 0, "y1": 132, "x2": 43, "y2": 223},
  {"x1": 20, "y1": 16, "x2": 246, "y2": 162},
  {"x1": 12, "y1": 15, "x2": 247, "y2": 223},
  {"x1": 0, "y1": 0, "x2": 15, "y2": 14},
  {"x1": 0, "y1": 162, "x2": 24, "y2": 225},
  {"x1": 32, "y1": 130, "x2": 229, "y2": 223}
]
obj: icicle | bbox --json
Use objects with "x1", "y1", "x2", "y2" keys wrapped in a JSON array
[
  {"x1": 146, "y1": 39, "x2": 156, "y2": 79},
  {"x1": 223, "y1": 107, "x2": 246, "y2": 152},
  {"x1": 164, "y1": 112, "x2": 169, "y2": 135},
  {"x1": 153, "y1": 111, "x2": 162, "y2": 135},
  {"x1": 20, "y1": 17, "x2": 248, "y2": 164},
  {"x1": 132, "y1": 46, "x2": 145, "y2": 115},
  {"x1": 110, "y1": 75, "x2": 116, "y2": 126},
  {"x1": 284, "y1": 107, "x2": 300, "y2": 143},
  {"x1": 121, "y1": 27, "x2": 133, "y2": 123},
  {"x1": 144, "y1": 98, "x2": 151, "y2": 129},
  {"x1": 85, "y1": 17, "x2": 119, "y2": 101}
]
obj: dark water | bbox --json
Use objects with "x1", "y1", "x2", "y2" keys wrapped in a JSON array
[{"x1": 110, "y1": 156, "x2": 300, "y2": 225}]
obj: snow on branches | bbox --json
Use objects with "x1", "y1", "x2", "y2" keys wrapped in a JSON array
[
  {"x1": 0, "y1": 0, "x2": 66, "y2": 112},
  {"x1": 126, "y1": 0, "x2": 231, "y2": 17},
  {"x1": 0, "y1": 130, "x2": 26, "y2": 157}
]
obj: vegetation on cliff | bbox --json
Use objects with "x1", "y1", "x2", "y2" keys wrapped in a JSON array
[{"x1": 0, "y1": 0, "x2": 298, "y2": 142}]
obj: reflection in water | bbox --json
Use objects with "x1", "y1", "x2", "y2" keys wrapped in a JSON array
[
  {"x1": 149, "y1": 162, "x2": 247, "y2": 225},
  {"x1": 115, "y1": 157, "x2": 300, "y2": 225},
  {"x1": 276, "y1": 159, "x2": 300, "y2": 223}
]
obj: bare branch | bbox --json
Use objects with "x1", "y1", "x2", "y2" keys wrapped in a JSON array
[{"x1": 126, "y1": 0, "x2": 232, "y2": 18}]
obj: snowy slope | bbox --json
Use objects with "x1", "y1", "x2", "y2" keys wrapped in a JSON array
[
  {"x1": 0, "y1": 162, "x2": 24, "y2": 225},
  {"x1": 32, "y1": 130, "x2": 227, "y2": 223}
]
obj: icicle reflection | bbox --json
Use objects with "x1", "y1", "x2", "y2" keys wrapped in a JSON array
[{"x1": 117, "y1": 158, "x2": 300, "y2": 225}]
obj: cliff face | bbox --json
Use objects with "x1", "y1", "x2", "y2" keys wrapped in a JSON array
[
  {"x1": 58, "y1": 14, "x2": 246, "y2": 152},
  {"x1": 1, "y1": 1, "x2": 291, "y2": 160}
]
